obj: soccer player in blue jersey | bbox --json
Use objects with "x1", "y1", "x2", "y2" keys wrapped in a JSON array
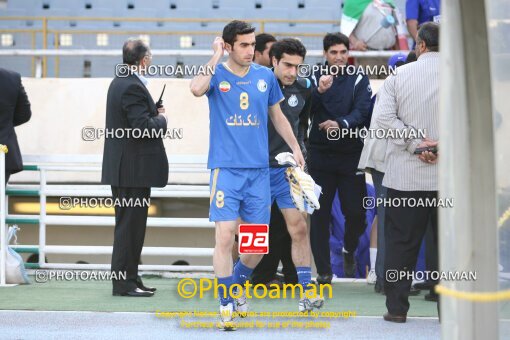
[{"x1": 190, "y1": 20, "x2": 305, "y2": 330}]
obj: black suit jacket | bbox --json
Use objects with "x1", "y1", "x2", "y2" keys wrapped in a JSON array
[
  {"x1": 101, "y1": 74, "x2": 169, "y2": 188},
  {"x1": 0, "y1": 68, "x2": 31, "y2": 175}
]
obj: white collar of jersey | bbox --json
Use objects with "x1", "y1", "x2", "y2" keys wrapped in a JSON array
[{"x1": 222, "y1": 62, "x2": 251, "y2": 78}]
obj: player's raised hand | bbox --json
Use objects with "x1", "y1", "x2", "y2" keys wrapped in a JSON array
[
  {"x1": 318, "y1": 75, "x2": 333, "y2": 94},
  {"x1": 212, "y1": 37, "x2": 225, "y2": 55}
]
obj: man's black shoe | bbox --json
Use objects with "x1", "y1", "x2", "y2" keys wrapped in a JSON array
[
  {"x1": 343, "y1": 251, "x2": 356, "y2": 278},
  {"x1": 409, "y1": 286, "x2": 421, "y2": 296},
  {"x1": 136, "y1": 277, "x2": 157, "y2": 292},
  {"x1": 413, "y1": 281, "x2": 435, "y2": 290},
  {"x1": 383, "y1": 312, "x2": 407, "y2": 323},
  {"x1": 316, "y1": 273, "x2": 333, "y2": 285},
  {"x1": 425, "y1": 291, "x2": 439, "y2": 302},
  {"x1": 375, "y1": 283, "x2": 419, "y2": 296},
  {"x1": 375, "y1": 280, "x2": 384, "y2": 294},
  {"x1": 113, "y1": 288, "x2": 154, "y2": 297}
]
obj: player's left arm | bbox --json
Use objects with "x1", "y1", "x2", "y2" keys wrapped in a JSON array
[{"x1": 269, "y1": 103, "x2": 305, "y2": 168}]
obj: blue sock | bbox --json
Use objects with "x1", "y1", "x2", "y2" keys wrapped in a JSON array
[
  {"x1": 296, "y1": 267, "x2": 312, "y2": 292},
  {"x1": 233, "y1": 260, "x2": 253, "y2": 286},
  {"x1": 217, "y1": 276, "x2": 234, "y2": 306}
]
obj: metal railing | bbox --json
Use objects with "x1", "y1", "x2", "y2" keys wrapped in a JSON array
[
  {"x1": 0, "y1": 16, "x2": 341, "y2": 77},
  {"x1": 0, "y1": 16, "x2": 408, "y2": 77},
  {"x1": 0, "y1": 154, "x2": 217, "y2": 286},
  {"x1": 0, "y1": 48, "x2": 406, "y2": 78}
]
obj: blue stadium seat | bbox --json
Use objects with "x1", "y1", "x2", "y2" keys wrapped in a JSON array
[
  {"x1": 136, "y1": 0, "x2": 172, "y2": 10},
  {"x1": 69, "y1": 9, "x2": 116, "y2": 30},
  {"x1": 218, "y1": 0, "x2": 246, "y2": 9},
  {"x1": 266, "y1": 22, "x2": 333, "y2": 35},
  {"x1": 116, "y1": 8, "x2": 158, "y2": 29},
  {"x1": 81, "y1": 0, "x2": 118, "y2": 10},
  {"x1": 290, "y1": 7, "x2": 339, "y2": 21},
  {"x1": 205, "y1": 7, "x2": 245, "y2": 20},
  {"x1": 79, "y1": 7, "x2": 115, "y2": 17},
  {"x1": 244, "y1": 8, "x2": 289, "y2": 20},
  {"x1": 44, "y1": 9, "x2": 74, "y2": 29},
  {"x1": 7, "y1": 0, "x2": 45, "y2": 10},
  {"x1": 304, "y1": 0, "x2": 338, "y2": 9},
  {"x1": 253, "y1": 0, "x2": 299, "y2": 9},
  {"x1": 151, "y1": 0, "x2": 208, "y2": 10},
  {"x1": 0, "y1": 9, "x2": 28, "y2": 28},
  {"x1": 47, "y1": 0, "x2": 81, "y2": 10}
]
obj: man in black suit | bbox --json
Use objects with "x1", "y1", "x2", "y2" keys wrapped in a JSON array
[
  {"x1": 0, "y1": 68, "x2": 32, "y2": 184},
  {"x1": 102, "y1": 38, "x2": 168, "y2": 297}
]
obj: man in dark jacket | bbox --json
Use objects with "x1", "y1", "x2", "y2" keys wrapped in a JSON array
[
  {"x1": 309, "y1": 33, "x2": 372, "y2": 281},
  {"x1": 0, "y1": 68, "x2": 32, "y2": 184},
  {"x1": 252, "y1": 38, "x2": 321, "y2": 311},
  {"x1": 102, "y1": 38, "x2": 168, "y2": 297}
]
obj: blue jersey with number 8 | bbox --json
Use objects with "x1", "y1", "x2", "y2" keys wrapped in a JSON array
[{"x1": 206, "y1": 63, "x2": 284, "y2": 169}]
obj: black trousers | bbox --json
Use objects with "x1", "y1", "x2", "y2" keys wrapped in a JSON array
[
  {"x1": 309, "y1": 167, "x2": 367, "y2": 275},
  {"x1": 384, "y1": 188, "x2": 439, "y2": 315},
  {"x1": 251, "y1": 202, "x2": 297, "y2": 284},
  {"x1": 111, "y1": 186, "x2": 151, "y2": 293},
  {"x1": 425, "y1": 219, "x2": 439, "y2": 284}
]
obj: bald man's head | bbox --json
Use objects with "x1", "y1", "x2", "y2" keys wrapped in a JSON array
[{"x1": 122, "y1": 38, "x2": 150, "y2": 65}]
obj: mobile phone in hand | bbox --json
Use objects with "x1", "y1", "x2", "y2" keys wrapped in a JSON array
[{"x1": 414, "y1": 146, "x2": 438, "y2": 155}]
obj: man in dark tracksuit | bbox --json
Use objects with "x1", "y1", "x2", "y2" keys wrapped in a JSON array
[
  {"x1": 251, "y1": 48, "x2": 311, "y2": 287},
  {"x1": 252, "y1": 39, "x2": 323, "y2": 311},
  {"x1": 309, "y1": 33, "x2": 372, "y2": 282}
]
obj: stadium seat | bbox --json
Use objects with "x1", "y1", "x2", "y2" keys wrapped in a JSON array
[
  {"x1": 290, "y1": 7, "x2": 339, "y2": 21},
  {"x1": 0, "y1": 0, "x2": 350, "y2": 76},
  {"x1": 304, "y1": 0, "x2": 339, "y2": 9},
  {"x1": 44, "y1": 9, "x2": 74, "y2": 29},
  {"x1": 47, "y1": 0, "x2": 81, "y2": 10},
  {"x1": 253, "y1": 0, "x2": 299, "y2": 10},
  {"x1": 81, "y1": 0, "x2": 116, "y2": 10},
  {"x1": 167, "y1": 0, "x2": 206, "y2": 10},
  {"x1": 7, "y1": 0, "x2": 45, "y2": 10},
  {"x1": 266, "y1": 22, "x2": 333, "y2": 35},
  {"x1": 205, "y1": 7, "x2": 245, "y2": 21},
  {"x1": 0, "y1": 9, "x2": 28, "y2": 28},
  {"x1": 244, "y1": 8, "x2": 289, "y2": 20}
]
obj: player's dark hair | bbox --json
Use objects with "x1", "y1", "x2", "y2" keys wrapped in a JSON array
[
  {"x1": 255, "y1": 33, "x2": 276, "y2": 53},
  {"x1": 269, "y1": 38, "x2": 307, "y2": 62},
  {"x1": 222, "y1": 20, "x2": 256, "y2": 47},
  {"x1": 323, "y1": 32, "x2": 350, "y2": 52},
  {"x1": 122, "y1": 38, "x2": 149, "y2": 65},
  {"x1": 417, "y1": 22, "x2": 439, "y2": 52}
]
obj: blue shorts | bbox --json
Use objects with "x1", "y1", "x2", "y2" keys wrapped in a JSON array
[
  {"x1": 209, "y1": 168, "x2": 271, "y2": 224},
  {"x1": 270, "y1": 167, "x2": 296, "y2": 210}
]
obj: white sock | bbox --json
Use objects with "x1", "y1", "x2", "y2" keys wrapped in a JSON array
[{"x1": 369, "y1": 248, "x2": 377, "y2": 271}]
